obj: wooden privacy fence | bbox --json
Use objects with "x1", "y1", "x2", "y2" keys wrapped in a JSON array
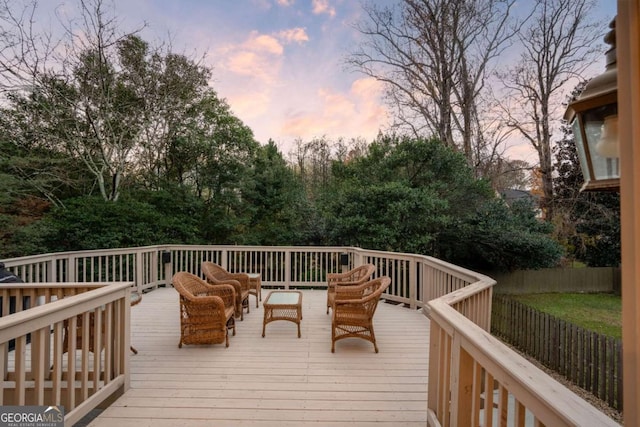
[
  {"x1": 491, "y1": 295, "x2": 623, "y2": 411},
  {"x1": 490, "y1": 267, "x2": 621, "y2": 295}
]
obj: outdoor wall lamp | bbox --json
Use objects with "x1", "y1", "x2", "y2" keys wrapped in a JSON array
[{"x1": 564, "y1": 18, "x2": 620, "y2": 191}]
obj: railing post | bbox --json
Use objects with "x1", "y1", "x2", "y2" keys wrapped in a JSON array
[
  {"x1": 285, "y1": 249, "x2": 291, "y2": 289},
  {"x1": 135, "y1": 251, "x2": 144, "y2": 292},
  {"x1": 353, "y1": 249, "x2": 363, "y2": 267},
  {"x1": 427, "y1": 323, "x2": 441, "y2": 426},
  {"x1": 409, "y1": 257, "x2": 417, "y2": 310},
  {"x1": 151, "y1": 250, "x2": 158, "y2": 290},
  {"x1": 122, "y1": 288, "x2": 131, "y2": 391},
  {"x1": 340, "y1": 252, "x2": 349, "y2": 274},
  {"x1": 162, "y1": 250, "x2": 173, "y2": 287},
  {"x1": 221, "y1": 249, "x2": 228, "y2": 271}
]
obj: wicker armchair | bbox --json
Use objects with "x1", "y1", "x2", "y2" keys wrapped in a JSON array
[
  {"x1": 202, "y1": 261, "x2": 251, "y2": 320},
  {"x1": 326, "y1": 264, "x2": 376, "y2": 314},
  {"x1": 331, "y1": 276, "x2": 391, "y2": 353},
  {"x1": 173, "y1": 271, "x2": 236, "y2": 348}
]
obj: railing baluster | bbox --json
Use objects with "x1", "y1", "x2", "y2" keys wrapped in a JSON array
[
  {"x1": 15, "y1": 335, "x2": 26, "y2": 405},
  {"x1": 484, "y1": 371, "x2": 495, "y2": 427},
  {"x1": 514, "y1": 400, "x2": 526, "y2": 427},
  {"x1": 67, "y1": 315, "x2": 77, "y2": 410},
  {"x1": 81, "y1": 311, "x2": 90, "y2": 401},
  {"x1": 52, "y1": 321, "x2": 63, "y2": 405},
  {"x1": 498, "y1": 383, "x2": 508, "y2": 427},
  {"x1": 33, "y1": 328, "x2": 47, "y2": 404},
  {"x1": 94, "y1": 307, "x2": 102, "y2": 392},
  {"x1": 0, "y1": 342, "x2": 5, "y2": 405}
]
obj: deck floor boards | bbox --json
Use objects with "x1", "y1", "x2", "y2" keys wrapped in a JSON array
[{"x1": 88, "y1": 287, "x2": 430, "y2": 426}]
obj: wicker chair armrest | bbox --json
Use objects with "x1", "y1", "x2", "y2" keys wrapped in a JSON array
[
  {"x1": 226, "y1": 273, "x2": 250, "y2": 290},
  {"x1": 183, "y1": 293, "x2": 225, "y2": 308},
  {"x1": 206, "y1": 283, "x2": 236, "y2": 309},
  {"x1": 211, "y1": 279, "x2": 241, "y2": 294}
]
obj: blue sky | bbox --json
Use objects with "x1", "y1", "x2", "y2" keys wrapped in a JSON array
[{"x1": 44, "y1": 0, "x2": 616, "y2": 160}]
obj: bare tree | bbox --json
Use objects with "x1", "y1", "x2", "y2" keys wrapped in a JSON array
[
  {"x1": 497, "y1": 0, "x2": 604, "y2": 219},
  {"x1": 288, "y1": 137, "x2": 334, "y2": 201},
  {"x1": 0, "y1": 0, "x2": 54, "y2": 93},
  {"x1": 0, "y1": 0, "x2": 147, "y2": 201},
  {"x1": 1, "y1": 0, "x2": 233, "y2": 202},
  {"x1": 487, "y1": 159, "x2": 533, "y2": 192},
  {"x1": 347, "y1": 0, "x2": 521, "y2": 176}
]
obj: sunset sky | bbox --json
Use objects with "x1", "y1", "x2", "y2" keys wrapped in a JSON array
[{"x1": 45, "y1": 0, "x2": 616, "y2": 161}]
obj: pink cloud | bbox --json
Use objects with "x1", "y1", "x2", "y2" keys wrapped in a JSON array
[
  {"x1": 280, "y1": 77, "x2": 388, "y2": 141},
  {"x1": 226, "y1": 51, "x2": 261, "y2": 76},
  {"x1": 276, "y1": 0, "x2": 295, "y2": 6},
  {"x1": 228, "y1": 90, "x2": 272, "y2": 119},
  {"x1": 312, "y1": 0, "x2": 336, "y2": 17},
  {"x1": 218, "y1": 31, "x2": 285, "y2": 84},
  {"x1": 244, "y1": 32, "x2": 284, "y2": 55},
  {"x1": 277, "y1": 28, "x2": 309, "y2": 44}
]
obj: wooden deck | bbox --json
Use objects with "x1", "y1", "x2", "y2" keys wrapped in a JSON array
[{"x1": 88, "y1": 287, "x2": 430, "y2": 426}]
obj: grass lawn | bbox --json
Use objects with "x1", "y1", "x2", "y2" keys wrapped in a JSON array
[{"x1": 510, "y1": 293, "x2": 622, "y2": 339}]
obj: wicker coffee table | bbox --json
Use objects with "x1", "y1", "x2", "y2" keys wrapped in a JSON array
[{"x1": 262, "y1": 290, "x2": 303, "y2": 338}]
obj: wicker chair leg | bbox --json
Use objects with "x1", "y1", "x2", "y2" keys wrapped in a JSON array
[
  {"x1": 331, "y1": 326, "x2": 336, "y2": 352},
  {"x1": 370, "y1": 327, "x2": 378, "y2": 353},
  {"x1": 227, "y1": 317, "x2": 236, "y2": 336}
]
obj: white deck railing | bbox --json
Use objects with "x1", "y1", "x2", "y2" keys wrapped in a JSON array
[
  {"x1": 0, "y1": 281, "x2": 132, "y2": 426},
  {"x1": 1, "y1": 245, "x2": 620, "y2": 426},
  {"x1": 426, "y1": 279, "x2": 620, "y2": 426}
]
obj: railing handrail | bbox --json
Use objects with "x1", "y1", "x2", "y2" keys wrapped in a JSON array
[
  {"x1": 0, "y1": 282, "x2": 131, "y2": 341},
  {"x1": 2, "y1": 245, "x2": 483, "y2": 282},
  {"x1": 430, "y1": 277, "x2": 496, "y2": 307},
  {"x1": 1, "y1": 244, "x2": 355, "y2": 265}
]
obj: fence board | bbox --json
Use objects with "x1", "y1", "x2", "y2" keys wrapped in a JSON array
[{"x1": 491, "y1": 295, "x2": 622, "y2": 411}]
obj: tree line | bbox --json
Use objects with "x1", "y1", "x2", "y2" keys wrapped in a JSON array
[{"x1": 0, "y1": 0, "x2": 619, "y2": 271}]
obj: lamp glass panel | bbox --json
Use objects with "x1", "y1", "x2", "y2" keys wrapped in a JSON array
[
  {"x1": 571, "y1": 118, "x2": 592, "y2": 182},
  {"x1": 582, "y1": 103, "x2": 619, "y2": 180}
]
